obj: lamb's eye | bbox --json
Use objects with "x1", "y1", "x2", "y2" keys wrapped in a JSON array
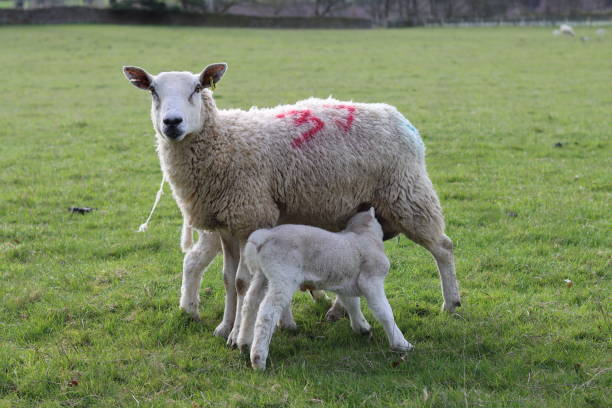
[
  {"x1": 194, "y1": 85, "x2": 202, "y2": 93},
  {"x1": 150, "y1": 86, "x2": 158, "y2": 97}
]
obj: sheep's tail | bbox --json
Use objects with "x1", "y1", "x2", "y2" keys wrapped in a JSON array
[
  {"x1": 181, "y1": 221, "x2": 193, "y2": 253},
  {"x1": 244, "y1": 229, "x2": 271, "y2": 274}
]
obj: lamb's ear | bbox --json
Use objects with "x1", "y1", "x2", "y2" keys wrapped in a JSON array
[
  {"x1": 199, "y1": 63, "x2": 228, "y2": 88},
  {"x1": 123, "y1": 66, "x2": 153, "y2": 90},
  {"x1": 369, "y1": 207, "x2": 376, "y2": 218}
]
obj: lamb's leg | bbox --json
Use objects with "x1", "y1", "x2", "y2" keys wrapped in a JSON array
[
  {"x1": 251, "y1": 279, "x2": 298, "y2": 371},
  {"x1": 213, "y1": 236, "x2": 240, "y2": 339},
  {"x1": 337, "y1": 295, "x2": 371, "y2": 335},
  {"x1": 227, "y1": 240, "x2": 251, "y2": 347},
  {"x1": 361, "y1": 279, "x2": 413, "y2": 352},
  {"x1": 325, "y1": 296, "x2": 347, "y2": 322},
  {"x1": 237, "y1": 272, "x2": 267, "y2": 352},
  {"x1": 180, "y1": 231, "x2": 222, "y2": 319},
  {"x1": 278, "y1": 304, "x2": 297, "y2": 331},
  {"x1": 309, "y1": 290, "x2": 330, "y2": 303}
]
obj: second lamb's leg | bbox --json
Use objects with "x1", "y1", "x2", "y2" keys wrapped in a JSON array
[
  {"x1": 337, "y1": 295, "x2": 371, "y2": 335},
  {"x1": 325, "y1": 296, "x2": 347, "y2": 322},
  {"x1": 361, "y1": 279, "x2": 413, "y2": 352},
  {"x1": 278, "y1": 303, "x2": 297, "y2": 330},
  {"x1": 237, "y1": 272, "x2": 267, "y2": 352},
  {"x1": 213, "y1": 236, "x2": 240, "y2": 339},
  {"x1": 180, "y1": 231, "x2": 222, "y2": 319}
]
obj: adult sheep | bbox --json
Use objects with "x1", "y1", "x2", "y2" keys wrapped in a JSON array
[{"x1": 123, "y1": 63, "x2": 461, "y2": 345}]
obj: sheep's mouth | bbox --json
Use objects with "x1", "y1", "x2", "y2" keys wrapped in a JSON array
[{"x1": 163, "y1": 126, "x2": 185, "y2": 141}]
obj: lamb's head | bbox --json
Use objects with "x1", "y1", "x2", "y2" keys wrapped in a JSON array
[
  {"x1": 345, "y1": 208, "x2": 383, "y2": 239},
  {"x1": 123, "y1": 63, "x2": 227, "y2": 142}
]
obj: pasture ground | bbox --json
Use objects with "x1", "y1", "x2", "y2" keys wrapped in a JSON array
[{"x1": 0, "y1": 25, "x2": 610, "y2": 407}]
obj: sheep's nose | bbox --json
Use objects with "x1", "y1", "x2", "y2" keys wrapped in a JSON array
[{"x1": 163, "y1": 116, "x2": 183, "y2": 126}]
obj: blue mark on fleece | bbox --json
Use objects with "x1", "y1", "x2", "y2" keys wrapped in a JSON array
[{"x1": 400, "y1": 117, "x2": 425, "y2": 155}]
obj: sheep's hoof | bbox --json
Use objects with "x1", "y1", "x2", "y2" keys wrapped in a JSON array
[
  {"x1": 442, "y1": 300, "x2": 462, "y2": 314},
  {"x1": 213, "y1": 322, "x2": 232, "y2": 339},
  {"x1": 356, "y1": 326, "x2": 372, "y2": 336}
]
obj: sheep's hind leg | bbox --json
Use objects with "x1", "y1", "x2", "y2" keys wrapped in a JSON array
[
  {"x1": 180, "y1": 231, "x2": 222, "y2": 319},
  {"x1": 391, "y1": 174, "x2": 461, "y2": 313},
  {"x1": 423, "y1": 234, "x2": 460, "y2": 313},
  {"x1": 213, "y1": 236, "x2": 240, "y2": 339}
]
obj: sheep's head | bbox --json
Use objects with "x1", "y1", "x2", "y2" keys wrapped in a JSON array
[{"x1": 123, "y1": 63, "x2": 227, "y2": 142}]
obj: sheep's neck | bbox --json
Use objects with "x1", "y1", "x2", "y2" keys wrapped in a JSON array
[{"x1": 156, "y1": 99, "x2": 226, "y2": 230}]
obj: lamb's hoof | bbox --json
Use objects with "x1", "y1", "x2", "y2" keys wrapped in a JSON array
[
  {"x1": 179, "y1": 303, "x2": 200, "y2": 320},
  {"x1": 391, "y1": 341, "x2": 414, "y2": 353},
  {"x1": 356, "y1": 326, "x2": 372, "y2": 336},
  {"x1": 238, "y1": 342, "x2": 251, "y2": 354},
  {"x1": 442, "y1": 300, "x2": 462, "y2": 314},
  {"x1": 213, "y1": 322, "x2": 232, "y2": 339},
  {"x1": 325, "y1": 307, "x2": 346, "y2": 322},
  {"x1": 251, "y1": 354, "x2": 266, "y2": 371}
]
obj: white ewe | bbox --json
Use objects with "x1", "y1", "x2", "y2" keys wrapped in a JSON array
[
  {"x1": 240, "y1": 209, "x2": 413, "y2": 370},
  {"x1": 123, "y1": 64, "x2": 460, "y2": 346}
]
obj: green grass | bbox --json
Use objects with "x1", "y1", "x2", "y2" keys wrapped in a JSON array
[{"x1": 0, "y1": 25, "x2": 610, "y2": 407}]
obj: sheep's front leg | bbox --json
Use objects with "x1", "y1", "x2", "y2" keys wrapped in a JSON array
[
  {"x1": 213, "y1": 236, "x2": 240, "y2": 339},
  {"x1": 180, "y1": 231, "x2": 222, "y2": 319},
  {"x1": 227, "y1": 240, "x2": 251, "y2": 348}
]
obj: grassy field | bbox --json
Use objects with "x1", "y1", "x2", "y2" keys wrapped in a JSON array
[{"x1": 0, "y1": 25, "x2": 610, "y2": 407}]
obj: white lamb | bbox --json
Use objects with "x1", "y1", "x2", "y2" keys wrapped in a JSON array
[
  {"x1": 240, "y1": 209, "x2": 413, "y2": 370},
  {"x1": 123, "y1": 63, "x2": 460, "y2": 347},
  {"x1": 560, "y1": 24, "x2": 576, "y2": 37}
]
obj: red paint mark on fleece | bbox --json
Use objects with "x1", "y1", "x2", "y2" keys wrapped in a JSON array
[
  {"x1": 276, "y1": 110, "x2": 325, "y2": 149},
  {"x1": 329, "y1": 104, "x2": 356, "y2": 133}
]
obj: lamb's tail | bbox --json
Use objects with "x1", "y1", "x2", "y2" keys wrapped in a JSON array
[{"x1": 244, "y1": 229, "x2": 271, "y2": 275}]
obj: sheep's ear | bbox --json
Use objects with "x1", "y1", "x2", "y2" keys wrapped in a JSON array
[
  {"x1": 199, "y1": 63, "x2": 228, "y2": 88},
  {"x1": 369, "y1": 207, "x2": 376, "y2": 218},
  {"x1": 123, "y1": 66, "x2": 153, "y2": 90}
]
